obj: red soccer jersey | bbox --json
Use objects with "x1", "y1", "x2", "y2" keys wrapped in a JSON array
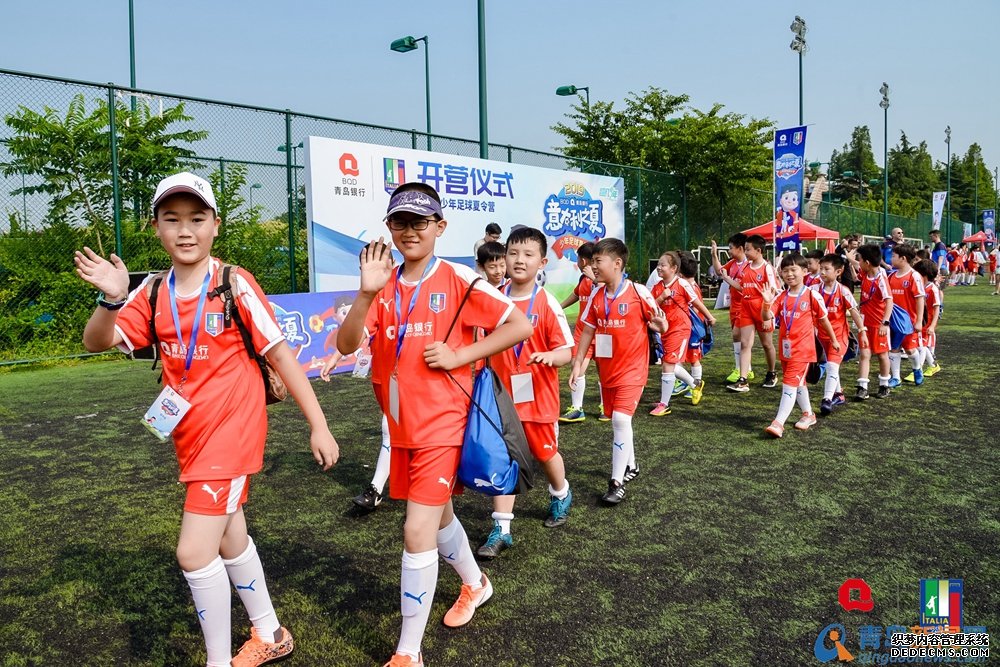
[
  {"x1": 572, "y1": 274, "x2": 596, "y2": 339},
  {"x1": 812, "y1": 282, "x2": 857, "y2": 344},
  {"x1": 650, "y1": 276, "x2": 698, "y2": 335},
  {"x1": 887, "y1": 268, "x2": 925, "y2": 325},
  {"x1": 858, "y1": 268, "x2": 892, "y2": 328},
  {"x1": 114, "y1": 259, "x2": 283, "y2": 482},
  {"x1": 581, "y1": 279, "x2": 658, "y2": 388},
  {"x1": 722, "y1": 258, "x2": 748, "y2": 310},
  {"x1": 924, "y1": 283, "x2": 942, "y2": 326},
  {"x1": 363, "y1": 259, "x2": 514, "y2": 449},
  {"x1": 492, "y1": 286, "x2": 572, "y2": 423},
  {"x1": 770, "y1": 287, "x2": 828, "y2": 363},
  {"x1": 739, "y1": 260, "x2": 780, "y2": 306},
  {"x1": 803, "y1": 273, "x2": 822, "y2": 288}
]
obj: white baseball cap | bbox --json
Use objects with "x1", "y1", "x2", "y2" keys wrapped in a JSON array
[{"x1": 153, "y1": 172, "x2": 217, "y2": 213}]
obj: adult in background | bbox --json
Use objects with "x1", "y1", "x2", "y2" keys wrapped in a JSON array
[
  {"x1": 881, "y1": 227, "x2": 905, "y2": 270},
  {"x1": 836, "y1": 233, "x2": 861, "y2": 289},
  {"x1": 473, "y1": 223, "x2": 502, "y2": 256},
  {"x1": 928, "y1": 230, "x2": 948, "y2": 276}
]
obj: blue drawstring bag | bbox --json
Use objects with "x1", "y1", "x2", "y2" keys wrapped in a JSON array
[
  {"x1": 456, "y1": 365, "x2": 532, "y2": 495},
  {"x1": 701, "y1": 324, "x2": 715, "y2": 355},
  {"x1": 888, "y1": 303, "x2": 914, "y2": 350},
  {"x1": 688, "y1": 306, "x2": 707, "y2": 344}
]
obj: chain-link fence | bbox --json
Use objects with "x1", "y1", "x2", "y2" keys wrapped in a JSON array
[{"x1": 0, "y1": 67, "x2": 933, "y2": 364}]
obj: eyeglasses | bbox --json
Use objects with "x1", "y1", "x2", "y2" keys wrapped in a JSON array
[{"x1": 387, "y1": 218, "x2": 438, "y2": 231}]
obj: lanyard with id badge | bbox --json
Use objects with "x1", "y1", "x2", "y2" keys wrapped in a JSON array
[
  {"x1": 595, "y1": 277, "x2": 627, "y2": 358},
  {"x1": 779, "y1": 289, "x2": 806, "y2": 360},
  {"x1": 388, "y1": 258, "x2": 436, "y2": 423},
  {"x1": 505, "y1": 282, "x2": 539, "y2": 404},
  {"x1": 142, "y1": 271, "x2": 210, "y2": 441}
]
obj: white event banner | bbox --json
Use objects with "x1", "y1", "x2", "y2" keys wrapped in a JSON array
[{"x1": 304, "y1": 137, "x2": 625, "y2": 297}]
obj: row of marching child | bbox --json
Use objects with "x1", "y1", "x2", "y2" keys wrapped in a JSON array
[{"x1": 709, "y1": 232, "x2": 942, "y2": 438}]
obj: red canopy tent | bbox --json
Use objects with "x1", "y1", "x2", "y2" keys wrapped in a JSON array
[
  {"x1": 741, "y1": 218, "x2": 840, "y2": 241},
  {"x1": 962, "y1": 230, "x2": 988, "y2": 243}
]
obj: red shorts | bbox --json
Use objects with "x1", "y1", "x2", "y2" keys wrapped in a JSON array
[
  {"x1": 573, "y1": 329, "x2": 595, "y2": 360},
  {"x1": 819, "y1": 334, "x2": 848, "y2": 364},
  {"x1": 684, "y1": 344, "x2": 703, "y2": 365},
  {"x1": 899, "y1": 332, "x2": 922, "y2": 352},
  {"x1": 741, "y1": 298, "x2": 767, "y2": 331},
  {"x1": 389, "y1": 446, "x2": 464, "y2": 506},
  {"x1": 600, "y1": 384, "x2": 644, "y2": 417},
  {"x1": 184, "y1": 475, "x2": 249, "y2": 516},
  {"x1": 728, "y1": 304, "x2": 745, "y2": 329},
  {"x1": 864, "y1": 323, "x2": 890, "y2": 355},
  {"x1": 660, "y1": 328, "x2": 690, "y2": 364},
  {"x1": 523, "y1": 421, "x2": 559, "y2": 463},
  {"x1": 780, "y1": 361, "x2": 809, "y2": 388}
]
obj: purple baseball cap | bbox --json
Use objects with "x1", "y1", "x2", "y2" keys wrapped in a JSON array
[{"x1": 385, "y1": 189, "x2": 443, "y2": 219}]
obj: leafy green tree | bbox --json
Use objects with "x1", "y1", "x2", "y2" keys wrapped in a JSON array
[
  {"x1": 884, "y1": 132, "x2": 937, "y2": 218},
  {"x1": 829, "y1": 125, "x2": 881, "y2": 204}
]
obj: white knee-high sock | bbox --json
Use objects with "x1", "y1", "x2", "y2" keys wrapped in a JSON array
[
  {"x1": 692, "y1": 364, "x2": 703, "y2": 382},
  {"x1": 183, "y1": 557, "x2": 232, "y2": 667},
  {"x1": 775, "y1": 384, "x2": 797, "y2": 425},
  {"x1": 372, "y1": 414, "x2": 391, "y2": 493},
  {"x1": 571, "y1": 375, "x2": 585, "y2": 410},
  {"x1": 796, "y1": 385, "x2": 812, "y2": 414},
  {"x1": 909, "y1": 350, "x2": 922, "y2": 371},
  {"x1": 397, "y1": 549, "x2": 438, "y2": 660},
  {"x1": 823, "y1": 362, "x2": 840, "y2": 401},
  {"x1": 660, "y1": 372, "x2": 675, "y2": 405},
  {"x1": 889, "y1": 352, "x2": 902, "y2": 380},
  {"x1": 733, "y1": 342, "x2": 741, "y2": 370},
  {"x1": 437, "y1": 516, "x2": 482, "y2": 586},
  {"x1": 674, "y1": 365, "x2": 695, "y2": 386},
  {"x1": 223, "y1": 537, "x2": 280, "y2": 641},
  {"x1": 611, "y1": 411, "x2": 634, "y2": 482},
  {"x1": 923, "y1": 346, "x2": 936, "y2": 367}
]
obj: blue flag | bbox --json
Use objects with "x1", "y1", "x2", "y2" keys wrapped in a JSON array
[{"x1": 774, "y1": 126, "x2": 807, "y2": 254}]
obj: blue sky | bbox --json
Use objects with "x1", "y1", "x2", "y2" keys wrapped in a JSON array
[{"x1": 3, "y1": 0, "x2": 999, "y2": 183}]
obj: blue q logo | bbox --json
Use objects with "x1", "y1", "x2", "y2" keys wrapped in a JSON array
[
  {"x1": 813, "y1": 623, "x2": 855, "y2": 663},
  {"x1": 775, "y1": 153, "x2": 804, "y2": 179}
]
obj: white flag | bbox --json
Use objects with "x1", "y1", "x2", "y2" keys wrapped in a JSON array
[{"x1": 931, "y1": 192, "x2": 947, "y2": 230}]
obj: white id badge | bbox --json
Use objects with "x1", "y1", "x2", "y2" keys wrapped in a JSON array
[
  {"x1": 352, "y1": 351, "x2": 373, "y2": 378},
  {"x1": 595, "y1": 333, "x2": 613, "y2": 358},
  {"x1": 511, "y1": 373, "x2": 535, "y2": 404},
  {"x1": 389, "y1": 375, "x2": 400, "y2": 423},
  {"x1": 142, "y1": 386, "x2": 191, "y2": 441},
  {"x1": 781, "y1": 338, "x2": 792, "y2": 360}
]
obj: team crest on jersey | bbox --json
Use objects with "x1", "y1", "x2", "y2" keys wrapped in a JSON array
[
  {"x1": 529, "y1": 313, "x2": 539, "y2": 327},
  {"x1": 618, "y1": 303, "x2": 628, "y2": 315},
  {"x1": 903, "y1": 280, "x2": 910, "y2": 288},
  {"x1": 757, "y1": 273, "x2": 763, "y2": 281},
  {"x1": 800, "y1": 301, "x2": 809, "y2": 311},
  {"x1": 205, "y1": 312, "x2": 224, "y2": 336},
  {"x1": 429, "y1": 293, "x2": 446, "y2": 313}
]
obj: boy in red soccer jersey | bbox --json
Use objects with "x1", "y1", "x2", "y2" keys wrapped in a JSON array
[
  {"x1": 711, "y1": 233, "x2": 754, "y2": 382},
  {"x1": 812, "y1": 254, "x2": 865, "y2": 415},
  {"x1": 854, "y1": 244, "x2": 894, "y2": 399},
  {"x1": 569, "y1": 239, "x2": 667, "y2": 505},
  {"x1": 728, "y1": 234, "x2": 780, "y2": 392},
  {"x1": 909, "y1": 259, "x2": 943, "y2": 379},
  {"x1": 887, "y1": 244, "x2": 926, "y2": 388},
  {"x1": 649, "y1": 251, "x2": 716, "y2": 415},
  {"x1": 475, "y1": 241, "x2": 507, "y2": 289},
  {"x1": 759, "y1": 254, "x2": 840, "y2": 438},
  {"x1": 74, "y1": 172, "x2": 339, "y2": 667},
  {"x1": 803, "y1": 249, "x2": 824, "y2": 288},
  {"x1": 476, "y1": 227, "x2": 575, "y2": 559},
  {"x1": 678, "y1": 252, "x2": 709, "y2": 402},
  {"x1": 336, "y1": 183, "x2": 532, "y2": 667},
  {"x1": 559, "y1": 241, "x2": 602, "y2": 422}
]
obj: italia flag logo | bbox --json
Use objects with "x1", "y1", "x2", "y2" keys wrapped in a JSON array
[{"x1": 920, "y1": 578, "x2": 963, "y2": 628}]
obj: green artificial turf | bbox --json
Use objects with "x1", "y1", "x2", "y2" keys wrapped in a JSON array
[{"x1": 0, "y1": 284, "x2": 997, "y2": 666}]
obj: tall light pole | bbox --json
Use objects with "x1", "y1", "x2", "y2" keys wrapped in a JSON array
[
  {"x1": 128, "y1": 0, "x2": 136, "y2": 111},
  {"x1": 790, "y1": 16, "x2": 807, "y2": 125},
  {"x1": 945, "y1": 126, "x2": 952, "y2": 245},
  {"x1": 880, "y1": 83, "x2": 890, "y2": 236},
  {"x1": 556, "y1": 84, "x2": 590, "y2": 107},
  {"x1": 973, "y1": 147, "x2": 979, "y2": 231},
  {"x1": 279, "y1": 141, "x2": 304, "y2": 225},
  {"x1": 390, "y1": 35, "x2": 432, "y2": 151},
  {"x1": 477, "y1": 0, "x2": 488, "y2": 159},
  {"x1": 249, "y1": 183, "x2": 262, "y2": 211}
]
